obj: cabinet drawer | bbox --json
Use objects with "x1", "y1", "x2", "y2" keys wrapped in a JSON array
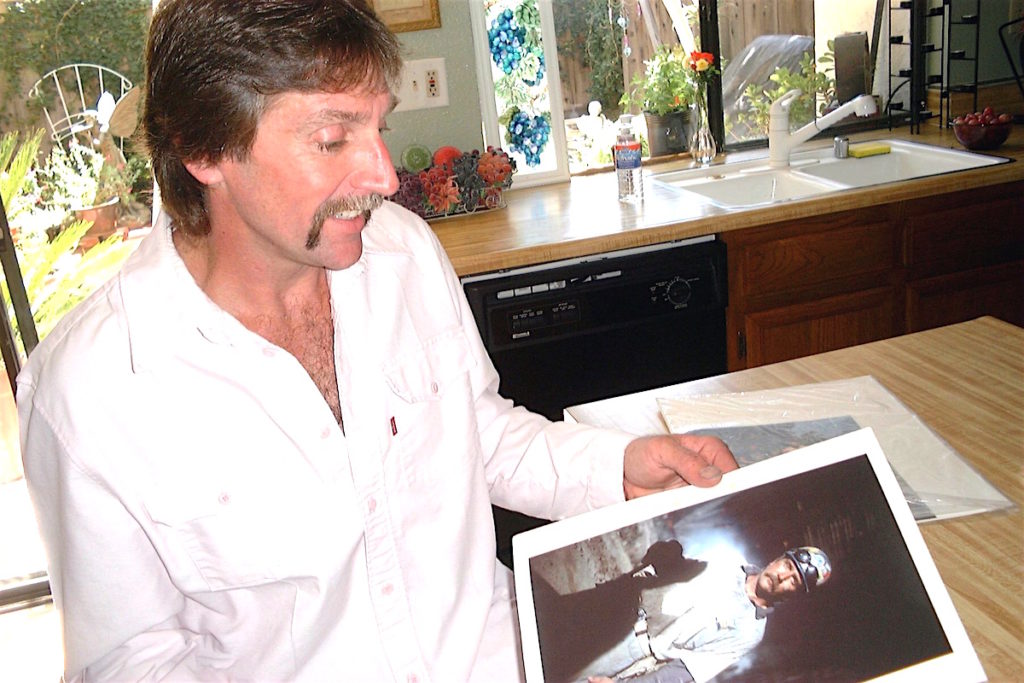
[
  {"x1": 904, "y1": 183, "x2": 1024, "y2": 277},
  {"x1": 732, "y1": 219, "x2": 898, "y2": 301},
  {"x1": 907, "y1": 260, "x2": 1024, "y2": 332}
]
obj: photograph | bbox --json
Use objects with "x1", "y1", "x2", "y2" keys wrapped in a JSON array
[
  {"x1": 513, "y1": 429, "x2": 984, "y2": 683},
  {"x1": 684, "y1": 416, "x2": 934, "y2": 520}
]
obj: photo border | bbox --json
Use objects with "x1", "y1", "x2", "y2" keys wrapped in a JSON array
[{"x1": 513, "y1": 428, "x2": 984, "y2": 683}]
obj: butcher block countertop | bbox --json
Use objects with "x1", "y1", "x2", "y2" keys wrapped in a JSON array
[{"x1": 431, "y1": 123, "x2": 1024, "y2": 277}]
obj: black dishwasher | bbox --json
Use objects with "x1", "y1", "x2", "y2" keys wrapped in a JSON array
[{"x1": 461, "y1": 236, "x2": 728, "y2": 564}]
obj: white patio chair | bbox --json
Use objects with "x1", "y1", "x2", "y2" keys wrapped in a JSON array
[{"x1": 26, "y1": 63, "x2": 134, "y2": 152}]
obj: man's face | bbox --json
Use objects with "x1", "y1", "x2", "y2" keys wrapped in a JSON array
[
  {"x1": 190, "y1": 87, "x2": 400, "y2": 271},
  {"x1": 754, "y1": 554, "x2": 804, "y2": 604}
]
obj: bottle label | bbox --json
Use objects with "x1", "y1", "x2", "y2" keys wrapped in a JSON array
[{"x1": 614, "y1": 142, "x2": 642, "y2": 170}]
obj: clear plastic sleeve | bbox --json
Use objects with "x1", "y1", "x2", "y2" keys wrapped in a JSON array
[{"x1": 655, "y1": 376, "x2": 1014, "y2": 522}]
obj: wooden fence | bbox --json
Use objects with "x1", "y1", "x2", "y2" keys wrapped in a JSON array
[{"x1": 558, "y1": 0, "x2": 813, "y2": 116}]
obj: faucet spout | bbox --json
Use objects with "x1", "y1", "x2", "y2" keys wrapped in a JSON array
[{"x1": 768, "y1": 90, "x2": 878, "y2": 168}]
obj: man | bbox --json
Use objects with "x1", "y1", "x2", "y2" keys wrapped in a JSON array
[
  {"x1": 16, "y1": 1, "x2": 736, "y2": 680},
  {"x1": 582, "y1": 544, "x2": 833, "y2": 683}
]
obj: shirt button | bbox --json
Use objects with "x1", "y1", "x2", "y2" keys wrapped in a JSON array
[
  {"x1": 320, "y1": 426, "x2": 331, "y2": 439},
  {"x1": 407, "y1": 674, "x2": 419, "y2": 683},
  {"x1": 430, "y1": 381, "x2": 439, "y2": 394},
  {"x1": 382, "y1": 583, "x2": 394, "y2": 596},
  {"x1": 367, "y1": 498, "x2": 377, "y2": 513}
]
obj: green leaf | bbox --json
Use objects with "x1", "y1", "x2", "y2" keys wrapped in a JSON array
[{"x1": 1, "y1": 129, "x2": 45, "y2": 209}]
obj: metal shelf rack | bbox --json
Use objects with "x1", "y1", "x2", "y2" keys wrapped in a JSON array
[
  {"x1": 942, "y1": 0, "x2": 981, "y2": 126},
  {"x1": 888, "y1": 1, "x2": 945, "y2": 133}
]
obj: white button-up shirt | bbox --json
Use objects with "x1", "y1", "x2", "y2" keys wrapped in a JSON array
[{"x1": 18, "y1": 202, "x2": 635, "y2": 681}]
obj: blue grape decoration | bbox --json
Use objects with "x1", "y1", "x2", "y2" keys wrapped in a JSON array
[
  {"x1": 489, "y1": 1, "x2": 549, "y2": 167},
  {"x1": 504, "y1": 108, "x2": 551, "y2": 167},
  {"x1": 488, "y1": 9, "x2": 525, "y2": 75}
]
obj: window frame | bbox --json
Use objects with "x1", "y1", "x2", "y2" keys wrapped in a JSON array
[{"x1": 469, "y1": 0, "x2": 571, "y2": 188}]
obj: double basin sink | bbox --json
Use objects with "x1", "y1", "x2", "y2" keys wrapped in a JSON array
[{"x1": 651, "y1": 138, "x2": 1009, "y2": 209}]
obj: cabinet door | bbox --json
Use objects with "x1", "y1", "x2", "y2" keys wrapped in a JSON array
[
  {"x1": 729, "y1": 216, "x2": 899, "y2": 307},
  {"x1": 739, "y1": 286, "x2": 901, "y2": 368},
  {"x1": 723, "y1": 208, "x2": 901, "y2": 370},
  {"x1": 907, "y1": 260, "x2": 1024, "y2": 331}
]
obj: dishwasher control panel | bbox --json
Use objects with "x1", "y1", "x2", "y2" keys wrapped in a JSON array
[{"x1": 462, "y1": 238, "x2": 726, "y2": 351}]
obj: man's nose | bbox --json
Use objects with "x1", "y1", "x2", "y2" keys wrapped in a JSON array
[{"x1": 352, "y1": 135, "x2": 399, "y2": 196}]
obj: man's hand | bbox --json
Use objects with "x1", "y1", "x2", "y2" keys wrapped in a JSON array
[{"x1": 623, "y1": 434, "x2": 737, "y2": 499}]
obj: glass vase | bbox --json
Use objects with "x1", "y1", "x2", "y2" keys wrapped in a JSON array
[{"x1": 689, "y1": 87, "x2": 717, "y2": 165}]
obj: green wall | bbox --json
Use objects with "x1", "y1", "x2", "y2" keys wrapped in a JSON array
[{"x1": 384, "y1": 1, "x2": 484, "y2": 163}]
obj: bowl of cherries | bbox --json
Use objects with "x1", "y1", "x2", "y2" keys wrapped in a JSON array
[{"x1": 952, "y1": 107, "x2": 1013, "y2": 151}]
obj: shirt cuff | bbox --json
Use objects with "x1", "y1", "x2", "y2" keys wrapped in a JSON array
[{"x1": 584, "y1": 428, "x2": 637, "y2": 510}]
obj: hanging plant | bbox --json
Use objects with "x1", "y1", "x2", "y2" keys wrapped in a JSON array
[{"x1": 551, "y1": 0, "x2": 624, "y2": 117}]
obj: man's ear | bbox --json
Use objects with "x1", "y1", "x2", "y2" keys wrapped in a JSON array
[{"x1": 184, "y1": 158, "x2": 224, "y2": 186}]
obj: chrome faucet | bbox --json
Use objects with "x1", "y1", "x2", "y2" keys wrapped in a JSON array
[{"x1": 768, "y1": 89, "x2": 878, "y2": 168}]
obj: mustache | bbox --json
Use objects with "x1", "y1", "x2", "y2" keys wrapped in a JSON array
[{"x1": 306, "y1": 194, "x2": 385, "y2": 250}]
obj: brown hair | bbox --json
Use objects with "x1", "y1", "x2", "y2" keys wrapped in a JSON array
[{"x1": 141, "y1": 0, "x2": 403, "y2": 236}]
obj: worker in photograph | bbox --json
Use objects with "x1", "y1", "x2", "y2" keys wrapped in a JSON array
[
  {"x1": 580, "y1": 543, "x2": 833, "y2": 683},
  {"x1": 16, "y1": 1, "x2": 737, "y2": 680}
]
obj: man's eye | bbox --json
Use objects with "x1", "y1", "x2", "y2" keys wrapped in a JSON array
[{"x1": 317, "y1": 140, "x2": 346, "y2": 153}]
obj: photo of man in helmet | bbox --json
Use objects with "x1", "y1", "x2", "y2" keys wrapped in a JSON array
[
  {"x1": 551, "y1": 541, "x2": 833, "y2": 683},
  {"x1": 526, "y1": 449, "x2": 961, "y2": 683}
]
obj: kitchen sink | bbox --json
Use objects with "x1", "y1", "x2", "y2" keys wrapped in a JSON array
[
  {"x1": 652, "y1": 138, "x2": 1010, "y2": 207},
  {"x1": 793, "y1": 139, "x2": 1006, "y2": 187},
  {"x1": 666, "y1": 168, "x2": 846, "y2": 208}
]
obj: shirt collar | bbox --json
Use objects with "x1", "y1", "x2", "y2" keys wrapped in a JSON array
[
  {"x1": 121, "y1": 203, "x2": 414, "y2": 372},
  {"x1": 120, "y1": 212, "x2": 254, "y2": 372},
  {"x1": 742, "y1": 564, "x2": 773, "y2": 619}
]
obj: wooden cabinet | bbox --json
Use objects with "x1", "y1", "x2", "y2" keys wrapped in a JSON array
[
  {"x1": 902, "y1": 182, "x2": 1024, "y2": 332},
  {"x1": 723, "y1": 204, "x2": 903, "y2": 370},
  {"x1": 723, "y1": 180, "x2": 1024, "y2": 370}
]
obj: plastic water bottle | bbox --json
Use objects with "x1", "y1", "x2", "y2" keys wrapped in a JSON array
[{"x1": 614, "y1": 114, "x2": 643, "y2": 203}]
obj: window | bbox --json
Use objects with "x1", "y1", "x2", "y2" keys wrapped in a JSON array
[
  {"x1": 473, "y1": 0, "x2": 889, "y2": 182},
  {"x1": 470, "y1": 0, "x2": 570, "y2": 187},
  {"x1": 1, "y1": 2, "x2": 156, "y2": 676}
]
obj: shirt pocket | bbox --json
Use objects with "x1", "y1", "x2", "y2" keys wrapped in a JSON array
[
  {"x1": 382, "y1": 328, "x2": 481, "y2": 486},
  {"x1": 383, "y1": 327, "x2": 473, "y2": 403},
  {"x1": 144, "y1": 483, "x2": 335, "y2": 592}
]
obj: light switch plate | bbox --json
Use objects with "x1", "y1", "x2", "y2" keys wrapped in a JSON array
[{"x1": 393, "y1": 57, "x2": 448, "y2": 112}]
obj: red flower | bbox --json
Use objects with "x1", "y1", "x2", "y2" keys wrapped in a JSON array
[
  {"x1": 684, "y1": 51, "x2": 718, "y2": 88},
  {"x1": 687, "y1": 51, "x2": 715, "y2": 72}
]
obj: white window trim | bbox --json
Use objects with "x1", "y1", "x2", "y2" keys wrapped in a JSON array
[{"x1": 469, "y1": 0, "x2": 570, "y2": 189}]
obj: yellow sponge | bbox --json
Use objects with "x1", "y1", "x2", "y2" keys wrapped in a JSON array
[{"x1": 848, "y1": 142, "x2": 891, "y2": 158}]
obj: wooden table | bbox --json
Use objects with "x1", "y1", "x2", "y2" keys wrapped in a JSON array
[{"x1": 567, "y1": 316, "x2": 1023, "y2": 681}]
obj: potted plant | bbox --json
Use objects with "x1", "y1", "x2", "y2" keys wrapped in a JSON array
[
  {"x1": 736, "y1": 43, "x2": 837, "y2": 137},
  {"x1": 35, "y1": 141, "x2": 145, "y2": 247},
  {"x1": 620, "y1": 45, "x2": 696, "y2": 156},
  {"x1": 2, "y1": 130, "x2": 137, "y2": 345}
]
